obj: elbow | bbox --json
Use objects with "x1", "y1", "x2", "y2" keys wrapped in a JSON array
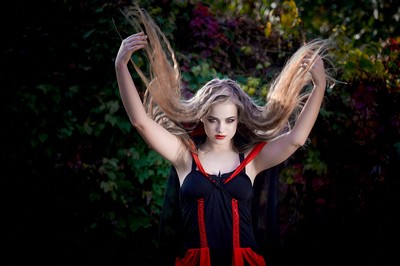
[
  {"x1": 131, "y1": 119, "x2": 145, "y2": 131},
  {"x1": 289, "y1": 132, "x2": 308, "y2": 148},
  {"x1": 291, "y1": 140, "x2": 304, "y2": 149},
  {"x1": 294, "y1": 139, "x2": 307, "y2": 148},
  {"x1": 130, "y1": 116, "x2": 151, "y2": 133}
]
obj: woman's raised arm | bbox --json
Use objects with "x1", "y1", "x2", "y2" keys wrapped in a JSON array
[
  {"x1": 115, "y1": 32, "x2": 186, "y2": 166},
  {"x1": 253, "y1": 52, "x2": 327, "y2": 174}
]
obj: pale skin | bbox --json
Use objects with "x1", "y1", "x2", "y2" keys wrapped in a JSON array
[{"x1": 115, "y1": 32, "x2": 327, "y2": 185}]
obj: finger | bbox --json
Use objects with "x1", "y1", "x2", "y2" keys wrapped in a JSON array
[
  {"x1": 123, "y1": 35, "x2": 148, "y2": 50},
  {"x1": 127, "y1": 36, "x2": 147, "y2": 43},
  {"x1": 300, "y1": 58, "x2": 312, "y2": 69},
  {"x1": 132, "y1": 31, "x2": 145, "y2": 37},
  {"x1": 124, "y1": 32, "x2": 147, "y2": 44}
]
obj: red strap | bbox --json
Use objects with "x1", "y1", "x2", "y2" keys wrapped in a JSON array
[
  {"x1": 191, "y1": 152, "x2": 215, "y2": 186},
  {"x1": 191, "y1": 142, "x2": 267, "y2": 184},
  {"x1": 192, "y1": 152, "x2": 208, "y2": 177},
  {"x1": 224, "y1": 142, "x2": 267, "y2": 184}
]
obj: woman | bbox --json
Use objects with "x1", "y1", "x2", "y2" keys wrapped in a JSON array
[{"x1": 115, "y1": 6, "x2": 334, "y2": 266}]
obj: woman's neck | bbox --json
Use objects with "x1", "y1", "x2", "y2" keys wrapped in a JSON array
[{"x1": 200, "y1": 139, "x2": 235, "y2": 153}]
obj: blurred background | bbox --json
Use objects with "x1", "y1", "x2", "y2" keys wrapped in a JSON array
[{"x1": 3, "y1": 0, "x2": 399, "y2": 265}]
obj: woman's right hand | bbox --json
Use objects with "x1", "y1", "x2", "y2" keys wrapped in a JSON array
[{"x1": 115, "y1": 32, "x2": 148, "y2": 67}]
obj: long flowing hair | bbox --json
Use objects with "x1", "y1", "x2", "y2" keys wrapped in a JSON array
[{"x1": 121, "y1": 6, "x2": 335, "y2": 153}]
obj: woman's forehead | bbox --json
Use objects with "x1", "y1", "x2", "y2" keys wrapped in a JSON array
[{"x1": 208, "y1": 101, "x2": 238, "y2": 117}]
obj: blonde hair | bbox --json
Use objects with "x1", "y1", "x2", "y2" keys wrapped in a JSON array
[{"x1": 121, "y1": 6, "x2": 335, "y2": 153}]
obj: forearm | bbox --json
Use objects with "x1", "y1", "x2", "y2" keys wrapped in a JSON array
[
  {"x1": 115, "y1": 63, "x2": 148, "y2": 128},
  {"x1": 114, "y1": 31, "x2": 149, "y2": 128},
  {"x1": 290, "y1": 82, "x2": 326, "y2": 146}
]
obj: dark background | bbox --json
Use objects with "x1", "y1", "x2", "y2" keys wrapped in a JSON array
[{"x1": 3, "y1": 0, "x2": 399, "y2": 265}]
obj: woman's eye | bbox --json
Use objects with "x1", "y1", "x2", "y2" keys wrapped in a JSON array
[
  {"x1": 227, "y1": 119, "x2": 235, "y2": 123},
  {"x1": 207, "y1": 118, "x2": 216, "y2": 122}
]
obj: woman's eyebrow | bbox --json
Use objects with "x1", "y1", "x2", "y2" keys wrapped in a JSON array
[{"x1": 207, "y1": 115, "x2": 236, "y2": 119}]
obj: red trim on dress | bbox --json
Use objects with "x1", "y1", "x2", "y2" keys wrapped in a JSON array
[
  {"x1": 232, "y1": 199, "x2": 240, "y2": 248},
  {"x1": 175, "y1": 247, "x2": 211, "y2": 266},
  {"x1": 192, "y1": 152, "x2": 214, "y2": 183},
  {"x1": 197, "y1": 198, "x2": 208, "y2": 248},
  {"x1": 176, "y1": 199, "x2": 211, "y2": 266},
  {"x1": 224, "y1": 142, "x2": 267, "y2": 184},
  {"x1": 232, "y1": 247, "x2": 266, "y2": 266},
  {"x1": 191, "y1": 142, "x2": 267, "y2": 184}
]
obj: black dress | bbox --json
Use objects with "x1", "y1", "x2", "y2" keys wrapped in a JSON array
[{"x1": 159, "y1": 142, "x2": 268, "y2": 266}]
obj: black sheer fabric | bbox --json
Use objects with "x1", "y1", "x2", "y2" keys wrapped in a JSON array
[{"x1": 157, "y1": 166, "x2": 184, "y2": 265}]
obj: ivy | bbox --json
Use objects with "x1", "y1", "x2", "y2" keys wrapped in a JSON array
[{"x1": 5, "y1": 0, "x2": 398, "y2": 264}]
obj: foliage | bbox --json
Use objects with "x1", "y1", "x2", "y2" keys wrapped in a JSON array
[{"x1": 4, "y1": 0, "x2": 399, "y2": 264}]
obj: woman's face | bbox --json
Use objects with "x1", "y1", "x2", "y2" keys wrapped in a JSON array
[{"x1": 202, "y1": 101, "x2": 238, "y2": 145}]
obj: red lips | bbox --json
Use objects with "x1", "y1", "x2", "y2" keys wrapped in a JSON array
[{"x1": 215, "y1": 135, "x2": 226, "y2": 140}]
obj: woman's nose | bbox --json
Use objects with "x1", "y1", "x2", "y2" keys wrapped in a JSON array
[{"x1": 217, "y1": 122, "x2": 224, "y2": 133}]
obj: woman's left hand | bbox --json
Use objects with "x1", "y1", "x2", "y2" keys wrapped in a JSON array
[{"x1": 301, "y1": 52, "x2": 326, "y2": 88}]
